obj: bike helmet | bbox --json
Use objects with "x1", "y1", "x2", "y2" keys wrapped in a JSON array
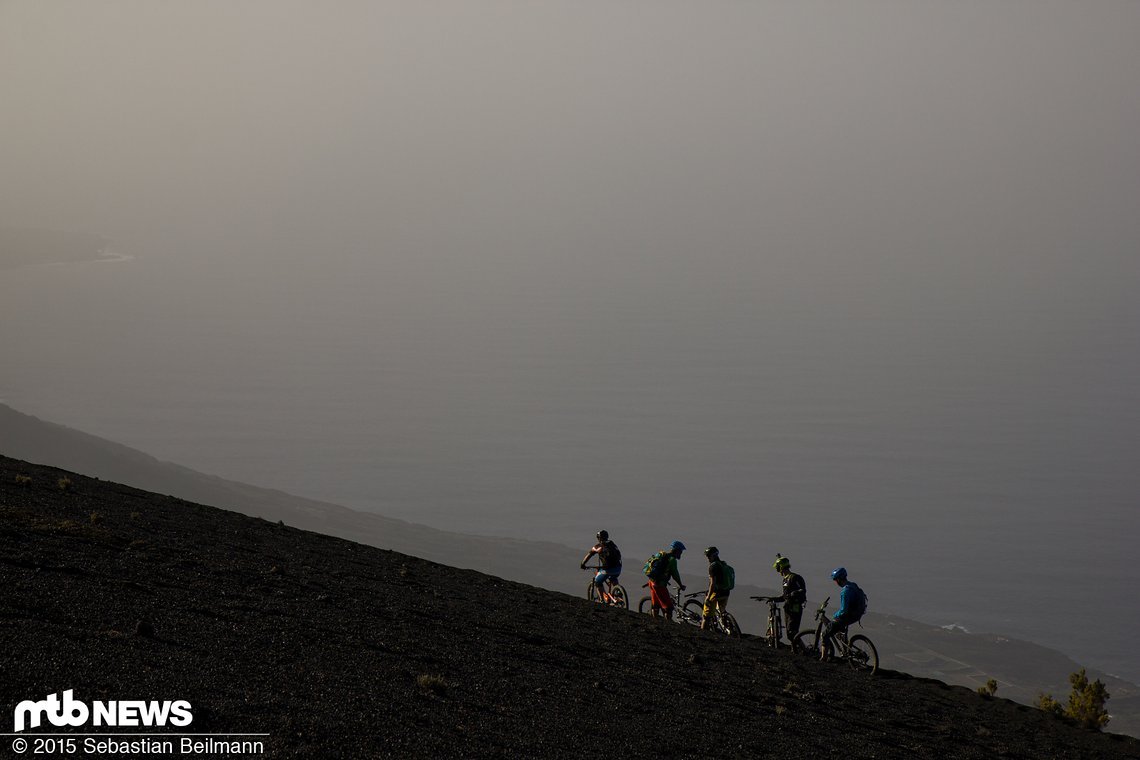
[
  {"x1": 704, "y1": 546, "x2": 719, "y2": 558},
  {"x1": 831, "y1": 567, "x2": 848, "y2": 581},
  {"x1": 596, "y1": 530, "x2": 609, "y2": 542},
  {"x1": 670, "y1": 540, "x2": 686, "y2": 553},
  {"x1": 773, "y1": 554, "x2": 790, "y2": 571}
]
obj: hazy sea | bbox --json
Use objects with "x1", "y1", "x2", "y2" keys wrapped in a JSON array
[{"x1": 2, "y1": 249, "x2": 1137, "y2": 683}]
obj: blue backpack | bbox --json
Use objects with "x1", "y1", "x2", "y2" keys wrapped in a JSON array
[{"x1": 847, "y1": 582, "x2": 868, "y2": 620}]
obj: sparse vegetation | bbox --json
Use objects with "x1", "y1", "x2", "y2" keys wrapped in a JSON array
[
  {"x1": 977, "y1": 679, "x2": 998, "y2": 697},
  {"x1": 1036, "y1": 669, "x2": 1110, "y2": 729},
  {"x1": 15, "y1": 474, "x2": 31, "y2": 485},
  {"x1": 417, "y1": 674, "x2": 448, "y2": 695},
  {"x1": 89, "y1": 512, "x2": 103, "y2": 525},
  {"x1": 57, "y1": 477, "x2": 72, "y2": 491}
]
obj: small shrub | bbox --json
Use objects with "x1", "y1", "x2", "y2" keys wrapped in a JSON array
[
  {"x1": 57, "y1": 477, "x2": 72, "y2": 491},
  {"x1": 1066, "y1": 669, "x2": 1111, "y2": 729},
  {"x1": 416, "y1": 674, "x2": 448, "y2": 695},
  {"x1": 1035, "y1": 692, "x2": 1064, "y2": 716},
  {"x1": 1036, "y1": 669, "x2": 1110, "y2": 729},
  {"x1": 977, "y1": 679, "x2": 998, "y2": 698},
  {"x1": 89, "y1": 512, "x2": 103, "y2": 525},
  {"x1": 130, "y1": 512, "x2": 142, "y2": 520},
  {"x1": 15, "y1": 474, "x2": 31, "y2": 485}
]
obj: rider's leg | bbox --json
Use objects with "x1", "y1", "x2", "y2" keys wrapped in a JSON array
[
  {"x1": 594, "y1": 570, "x2": 608, "y2": 601},
  {"x1": 820, "y1": 620, "x2": 848, "y2": 661},
  {"x1": 784, "y1": 606, "x2": 802, "y2": 640},
  {"x1": 700, "y1": 594, "x2": 713, "y2": 630},
  {"x1": 658, "y1": 581, "x2": 676, "y2": 621},
  {"x1": 650, "y1": 580, "x2": 671, "y2": 621}
]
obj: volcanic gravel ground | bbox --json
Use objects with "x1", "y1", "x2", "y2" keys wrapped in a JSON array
[{"x1": 1, "y1": 456, "x2": 1137, "y2": 759}]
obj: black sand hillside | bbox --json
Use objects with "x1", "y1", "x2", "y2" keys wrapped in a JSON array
[{"x1": 2, "y1": 457, "x2": 1137, "y2": 759}]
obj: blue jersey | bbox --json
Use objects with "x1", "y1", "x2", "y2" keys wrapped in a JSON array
[{"x1": 835, "y1": 581, "x2": 866, "y2": 623}]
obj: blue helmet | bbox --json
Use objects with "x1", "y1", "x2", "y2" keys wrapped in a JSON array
[
  {"x1": 670, "y1": 540, "x2": 686, "y2": 553},
  {"x1": 831, "y1": 567, "x2": 848, "y2": 581}
]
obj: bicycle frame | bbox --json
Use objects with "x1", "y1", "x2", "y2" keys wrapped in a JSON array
[
  {"x1": 791, "y1": 596, "x2": 878, "y2": 674},
  {"x1": 583, "y1": 564, "x2": 627, "y2": 608},
  {"x1": 749, "y1": 596, "x2": 785, "y2": 647}
]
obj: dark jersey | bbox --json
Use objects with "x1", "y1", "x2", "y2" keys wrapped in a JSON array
[
  {"x1": 781, "y1": 572, "x2": 807, "y2": 611},
  {"x1": 594, "y1": 540, "x2": 621, "y2": 569}
]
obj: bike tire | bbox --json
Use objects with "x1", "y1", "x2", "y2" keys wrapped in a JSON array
[
  {"x1": 847, "y1": 634, "x2": 879, "y2": 675},
  {"x1": 610, "y1": 584, "x2": 629, "y2": 609},
  {"x1": 719, "y1": 611, "x2": 741, "y2": 638},
  {"x1": 638, "y1": 596, "x2": 653, "y2": 614},
  {"x1": 681, "y1": 598, "x2": 705, "y2": 626},
  {"x1": 586, "y1": 581, "x2": 598, "y2": 603},
  {"x1": 791, "y1": 629, "x2": 820, "y2": 657}
]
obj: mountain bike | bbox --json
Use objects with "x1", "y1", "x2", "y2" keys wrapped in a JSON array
[
  {"x1": 702, "y1": 596, "x2": 741, "y2": 638},
  {"x1": 790, "y1": 597, "x2": 878, "y2": 674},
  {"x1": 583, "y1": 565, "x2": 628, "y2": 609},
  {"x1": 638, "y1": 585, "x2": 739, "y2": 636},
  {"x1": 637, "y1": 584, "x2": 703, "y2": 626},
  {"x1": 750, "y1": 596, "x2": 785, "y2": 648}
]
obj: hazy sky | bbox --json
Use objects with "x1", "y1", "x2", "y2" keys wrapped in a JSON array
[{"x1": 3, "y1": 2, "x2": 1138, "y2": 309}]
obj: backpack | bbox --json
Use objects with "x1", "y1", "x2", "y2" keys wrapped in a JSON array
[
  {"x1": 713, "y1": 560, "x2": 735, "y2": 591},
  {"x1": 598, "y1": 540, "x2": 621, "y2": 568},
  {"x1": 848, "y1": 582, "x2": 868, "y2": 620},
  {"x1": 643, "y1": 552, "x2": 670, "y2": 582}
]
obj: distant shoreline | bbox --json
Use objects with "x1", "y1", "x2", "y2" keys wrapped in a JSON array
[
  {"x1": 0, "y1": 227, "x2": 125, "y2": 270},
  {"x1": 40, "y1": 247, "x2": 135, "y2": 267}
]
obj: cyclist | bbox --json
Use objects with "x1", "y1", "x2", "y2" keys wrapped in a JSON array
[
  {"x1": 700, "y1": 546, "x2": 732, "y2": 630},
  {"x1": 773, "y1": 554, "x2": 807, "y2": 640},
  {"x1": 580, "y1": 530, "x2": 622, "y2": 602},
  {"x1": 820, "y1": 566, "x2": 867, "y2": 661},
  {"x1": 647, "y1": 540, "x2": 686, "y2": 620}
]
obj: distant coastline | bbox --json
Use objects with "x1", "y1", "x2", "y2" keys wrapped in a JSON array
[{"x1": 0, "y1": 226, "x2": 125, "y2": 270}]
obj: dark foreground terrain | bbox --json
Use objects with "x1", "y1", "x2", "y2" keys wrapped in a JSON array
[{"x1": 1, "y1": 456, "x2": 1137, "y2": 759}]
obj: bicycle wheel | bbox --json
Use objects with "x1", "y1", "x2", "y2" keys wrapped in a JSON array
[
  {"x1": 638, "y1": 596, "x2": 653, "y2": 614},
  {"x1": 847, "y1": 634, "x2": 879, "y2": 675},
  {"x1": 586, "y1": 581, "x2": 599, "y2": 603},
  {"x1": 718, "y1": 611, "x2": 741, "y2": 638},
  {"x1": 609, "y1": 584, "x2": 629, "y2": 609},
  {"x1": 791, "y1": 629, "x2": 820, "y2": 657},
  {"x1": 681, "y1": 598, "x2": 705, "y2": 626}
]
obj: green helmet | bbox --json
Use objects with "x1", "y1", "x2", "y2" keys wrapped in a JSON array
[{"x1": 773, "y1": 554, "x2": 790, "y2": 571}]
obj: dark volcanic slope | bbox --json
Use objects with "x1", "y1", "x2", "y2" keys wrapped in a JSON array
[{"x1": 2, "y1": 458, "x2": 1137, "y2": 760}]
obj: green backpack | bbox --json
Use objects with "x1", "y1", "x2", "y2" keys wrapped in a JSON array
[
  {"x1": 714, "y1": 560, "x2": 736, "y2": 591},
  {"x1": 643, "y1": 552, "x2": 670, "y2": 582}
]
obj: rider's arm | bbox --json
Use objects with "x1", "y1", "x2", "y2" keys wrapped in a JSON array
[
  {"x1": 669, "y1": 557, "x2": 683, "y2": 588},
  {"x1": 834, "y1": 585, "x2": 849, "y2": 620},
  {"x1": 580, "y1": 546, "x2": 598, "y2": 568},
  {"x1": 792, "y1": 575, "x2": 807, "y2": 603}
]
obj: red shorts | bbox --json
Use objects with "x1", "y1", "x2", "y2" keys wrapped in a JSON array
[{"x1": 649, "y1": 580, "x2": 674, "y2": 612}]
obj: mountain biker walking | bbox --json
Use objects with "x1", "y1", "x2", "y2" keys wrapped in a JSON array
[
  {"x1": 580, "y1": 530, "x2": 622, "y2": 601},
  {"x1": 773, "y1": 554, "x2": 807, "y2": 639},
  {"x1": 700, "y1": 546, "x2": 733, "y2": 631},
  {"x1": 646, "y1": 541, "x2": 686, "y2": 620},
  {"x1": 820, "y1": 566, "x2": 867, "y2": 661}
]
